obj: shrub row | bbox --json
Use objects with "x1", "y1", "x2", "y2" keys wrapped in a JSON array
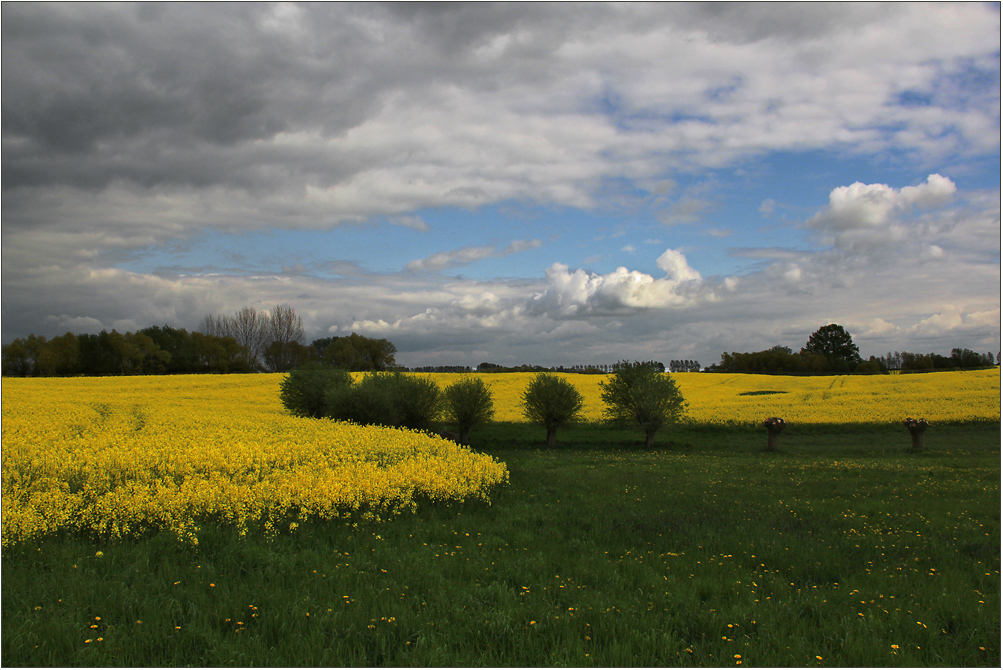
[
  {"x1": 280, "y1": 365, "x2": 495, "y2": 443},
  {"x1": 280, "y1": 362, "x2": 689, "y2": 448}
]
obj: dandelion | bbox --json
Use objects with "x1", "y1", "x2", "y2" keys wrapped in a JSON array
[{"x1": 94, "y1": 551, "x2": 103, "y2": 558}]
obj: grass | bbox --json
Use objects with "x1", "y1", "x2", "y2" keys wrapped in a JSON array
[{"x1": 2, "y1": 420, "x2": 999, "y2": 667}]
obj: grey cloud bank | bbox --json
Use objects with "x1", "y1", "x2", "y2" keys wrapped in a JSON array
[{"x1": 2, "y1": 2, "x2": 999, "y2": 367}]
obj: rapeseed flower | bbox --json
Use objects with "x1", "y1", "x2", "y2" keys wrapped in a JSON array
[{"x1": 2, "y1": 375, "x2": 507, "y2": 546}]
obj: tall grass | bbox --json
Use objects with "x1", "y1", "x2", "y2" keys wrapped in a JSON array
[{"x1": 3, "y1": 421, "x2": 998, "y2": 667}]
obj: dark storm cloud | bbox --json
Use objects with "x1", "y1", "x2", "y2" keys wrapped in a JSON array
[{"x1": 3, "y1": 3, "x2": 381, "y2": 190}]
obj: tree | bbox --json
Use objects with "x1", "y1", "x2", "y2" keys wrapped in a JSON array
[
  {"x1": 280, "y1": 363, "x2": 352, "y2": 419},
  {"x1": 199, "y1": 306, "x2": 273, "y2": 369},
  {"x1": 321, "y1": 333, "x2": 397, "y2": 371},
  {"x1": 1, "y1": 335, "x2": 45, "y2": 376},
  {"x1": 264, "y1": 340, "x2": 313, "y2": 373},
  {"x1": 231, "y1": 306, "x2": 268, "y2": 370},
  {"x1": 37, "y1": 332, "x2": 80, "y2": 376},
  {"x1": 264, "y1": 304, "x2": 307, "y2": 372},
  {"x1": 324, "y1": 372, "x2": 441, "y2": 431},
  {"x1": 520, "y1": 373, "x2": 584, "y2": 447},
  {"x1": 801, "y1": 324, "x2": 861, "y2": 371},
  {"x1": 141, "y1": 325, "x2": 200, "y2": 374},
  {"x1": 600, "y1": 361, "x2": 688, "y2": 447},
  {"x1": 442, "y1": 377, "x2": 495, "y2": 444}
]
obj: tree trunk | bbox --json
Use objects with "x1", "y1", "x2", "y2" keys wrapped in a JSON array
[
  {"x1": 645, "y1": 431, "x2": 656, "y2": 448},
  {"x1": 763, "y1": 417, "x2": 786, "y2": 452},
  {"x1": 904, "y1": 418, "x2": 928, "y2": 451},
  {"x1": 546, "y1": 427, "x2": 557, "y2": 447}
]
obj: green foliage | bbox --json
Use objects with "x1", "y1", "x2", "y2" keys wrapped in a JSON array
[
  {"x1": 599, "y1": 360, "x2": 688, "y2": 447},
  {"x1": 315, "y1": 332, "x2": 398, "y2": 371},
  {"x1": 950, "y1": 348, "x2": 996, "y2": 368},
  {"x1": 264, "y1": 340, "x2": 312, "y2": 373},
  {"x1": 279, "y1": 364, "x2": 353, "y2": 419},
  {"x1": 802, "y1": 323, "x2": 862, "y2": 370},
  {"x1": 392, "y1": 374, "x2": 443, "y2": 432},
  {"x1": 854, "y1": 357, "x2": 889, "y2": 375},
  {"x1": 442, "y1": 377, "x2": 495, "y2": 443},
  {"x1": 325, "y1": 372, "x2": 442, "y2": 431},
  {"x1": 325, "y1": 377, "x2": 395, "y2": 427},
  {"x1": 520, "y1": 373, "x2": 584, "y2": 446}
]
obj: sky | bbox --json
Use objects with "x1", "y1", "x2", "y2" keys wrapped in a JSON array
[{"x1": 2, "y1": 2, "x2": 1000, "y2": 368}]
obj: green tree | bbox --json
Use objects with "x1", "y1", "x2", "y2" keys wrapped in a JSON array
[
  {"x1": 141, "y1": 325, "x2": 208, "y2": 374},
  {"x1": 1, "y1": 336, "x2": 43, "y2": 376},
  {"x1": 600, "y1": 360, "x2": 688, "y2": 447},
  {"x1": 320, "y1": 333, "x2": 398, "y2": 371},
  {"x1": 324, "y1": 372, "x2": 441, "y2": 431},
  {"x1": 264, "y1": 340, "x2": 313, "y2": 372},
  {"x1": 37, "y1": 332, "x2": 80, "y2": 376},
  {"x1": 801, "y1": 324, "x2": 861, "y2": 371},
  {"x1": 442, "y1": 377, "x2": 495, "y2": 444},
  {"x1": 280, "y1": 363, "x2": 352, "y2": 419},
  {"x1": 521, "y1": 373, "x2": 584, "y2": 447}
]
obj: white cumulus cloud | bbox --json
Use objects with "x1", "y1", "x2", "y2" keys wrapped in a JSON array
[
  {"x1": 528, "y1": 248, "x2": 704, "y2": 317},
  {"x1": 806, "y1": 174, "x2": 957, "y2": 251}
]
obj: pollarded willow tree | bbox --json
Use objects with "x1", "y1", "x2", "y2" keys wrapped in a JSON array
[
  {"x1": 600, "y1": 360, "x2": 688, "y2": 448},
  {"x1": 521, "y1": 373, "x2": 584, "y2": 447},
  {"x1": 442, "y1": 377, "x2": 495, "y2": 445}
]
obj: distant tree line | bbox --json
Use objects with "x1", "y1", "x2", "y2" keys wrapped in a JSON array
[
  {"x1": 5, "y1": 313, "x2": 997, "y2": 378},
  {"x1": 479, "y1": 361, "x2": 667, "y2": 374},
  {"x1": 668, "y1": 360, "x2": 701, "y2": 373},
  {"x1": 707, "y1": 324, "x2": 999, "y2": 375},
  {"x1": 1, "y1": 328, "x2": 254, "y2": 377},
  {"x1": 876, "y1": 348, "x2": 998, "y2": 372},
  {"x1": 1, "y1": 305, "x2": 400, "y2": 377}
]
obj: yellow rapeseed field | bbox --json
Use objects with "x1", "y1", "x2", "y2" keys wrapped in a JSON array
[
  {"x1": 3, "y1": 369, "x2": 997, "y2": 547},
  {"x1": 2, "y1": 375, "x2": 508, "y2": 547},
  {"x1": 412, "y1": 368, "x2": 1000, "y2": 425}
]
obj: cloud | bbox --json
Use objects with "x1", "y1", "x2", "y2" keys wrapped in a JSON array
[
  {"x1": 528, "y1": 248, "x2": 704, "y2": 317},
  {"x1": 656, "y1": 248, "x2": 702, "y2": 282},
  {"x1": 1, "y1": 5, "x2": 998, "y2": 368},
  {"x1": 656, "y1": 197, "x2": 714, "y2": 225},
  {"x1": 3, "y1": 4, "x2": 997, "y2": 244},
  {"x1": 805, "y1": 174, "x2": 958, "y2": 251},
  {"x1": 859, "y1": 318, "x2": 901, "y2": 338},
  {"x1": 388, "y1": 215, "x2": 430, "y2": 231},
  {"x1": 405, "y1": 239, "x2": 542, "y2": 273}
]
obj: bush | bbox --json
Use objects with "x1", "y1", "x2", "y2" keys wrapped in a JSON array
[
  {"x1": 279, "y1": 364, "x2": 352, "y2": 418},
  {"x1": 443, "y1": 377, "x2": 495, "y2": 444},
  {"x1": 600, "y1": 361, "x2": 688, "y2": 447},
  {"x1": 325, "y1": 372, "x2": 442, "y2": 431},
  {"x1": 324, "y1": 376, "x2": 395, "y2": 426},
  {"x1": 521, "y1": 373, "x2": 584, "y2": 447},
  {"x1": 393, "y1": 374, "x2": 443, "y2": 432}
]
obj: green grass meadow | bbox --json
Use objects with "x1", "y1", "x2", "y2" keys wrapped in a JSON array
[{"x1": 2, "y1": 421, "x2": 1000, "y2": 666}]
